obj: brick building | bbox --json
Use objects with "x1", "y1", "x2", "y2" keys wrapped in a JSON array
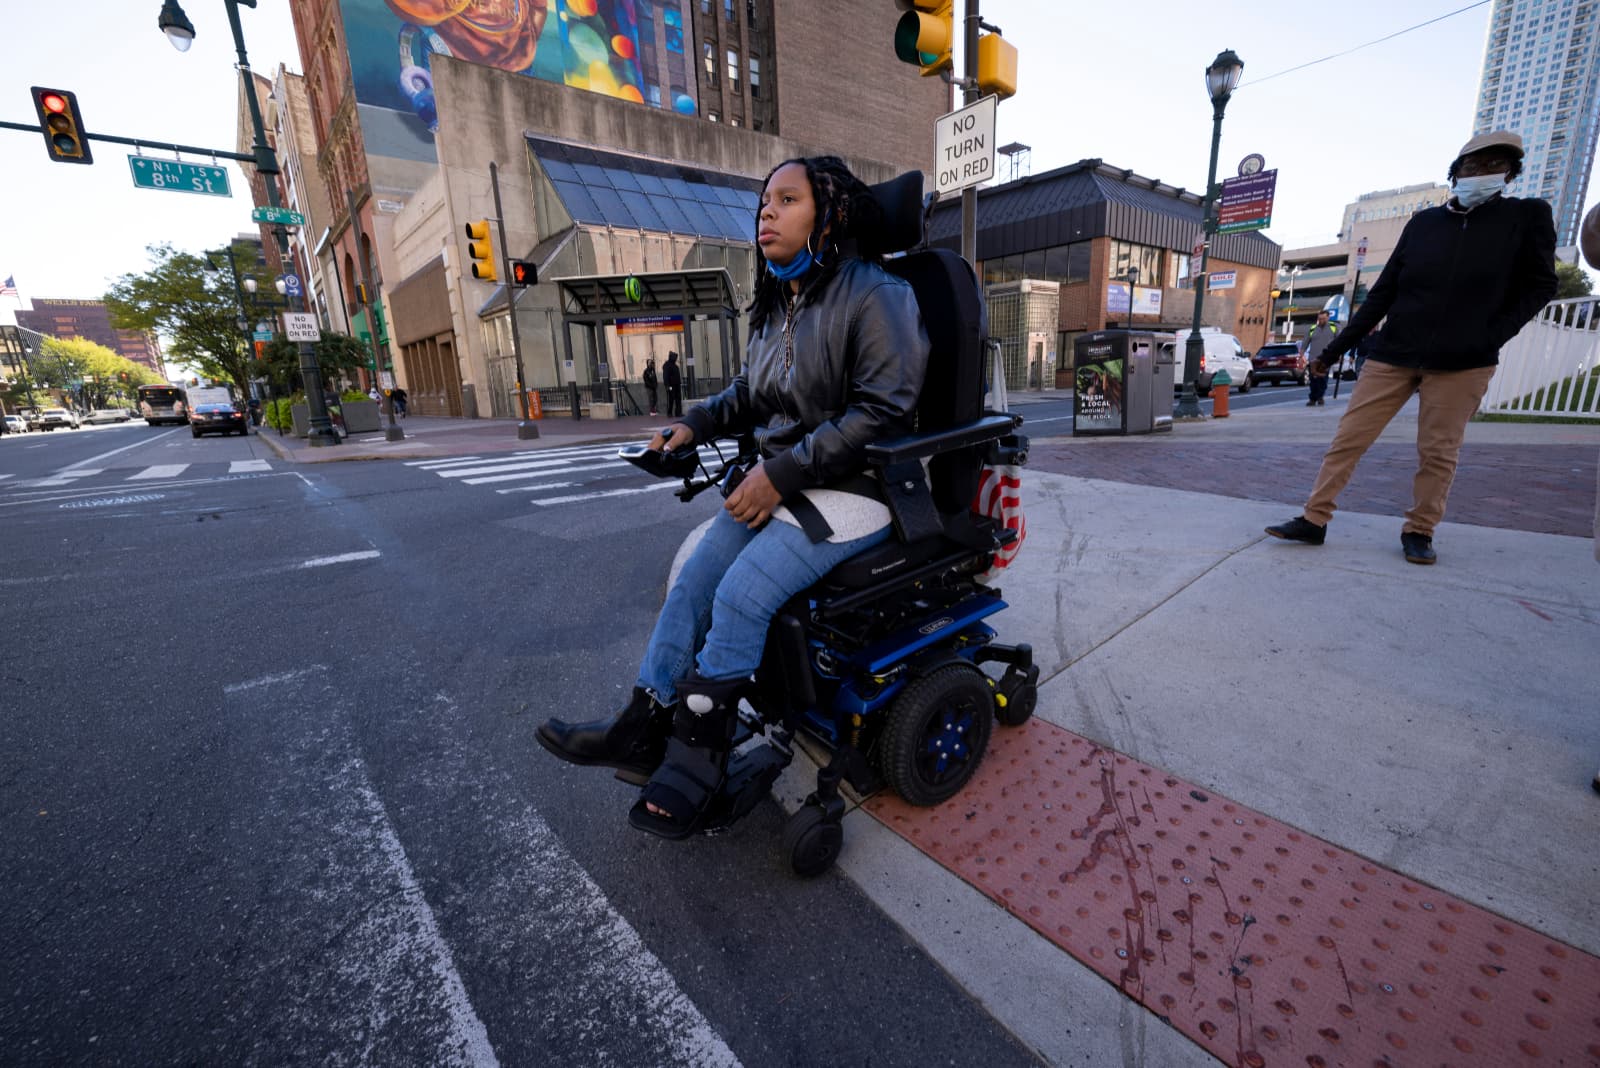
[
  {"x1": 931, "y1": 160, "x2": 1283, "y2": 390},
  {"x1": 15, "y1": 299, "x2": 164, "y2": 376}
]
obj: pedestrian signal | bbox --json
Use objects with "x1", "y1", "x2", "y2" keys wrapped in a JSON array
[
  {"x1": 30, "y1": 86, "x2": 93, "y2": 165},
  {"x1": 510, "y1": 260, "x2": 537, "y2": 286},
  {"x1": 894, "y1": 0, "x2": 953, "y2": 77},
  {"x1": 976, "y1": 33, "x2": 1017, "y2": 99},
  {"x1": 464, "y1": 220, "x2": 497, "y2": 281}
]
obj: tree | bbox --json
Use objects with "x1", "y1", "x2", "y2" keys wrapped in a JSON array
[
  {"x1": 31, "y1": 337, "x2": 153, "y2": 407},
  {"x1": 1554, "y1": 259, "x2": 1593, "y2": 300},
  {"x1": 260, "y1": 332, "x2": 371, "y2": 393},
  {"x1": 105, "y1": 241, "x2": 287, "y2": 403}
]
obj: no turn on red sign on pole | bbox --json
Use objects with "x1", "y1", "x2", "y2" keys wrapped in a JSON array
[{"x1": 934, "y1": 95, "x2": 997, "y2": 195}]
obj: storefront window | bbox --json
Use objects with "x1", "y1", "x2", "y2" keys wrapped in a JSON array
[{"x1": 1108, "y1": 239, "x2": 1163, "y2": 286}]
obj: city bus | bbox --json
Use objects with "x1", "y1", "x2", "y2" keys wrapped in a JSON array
[{"x1": 137, "y1": 384, "x2": 187, "y2": 426}]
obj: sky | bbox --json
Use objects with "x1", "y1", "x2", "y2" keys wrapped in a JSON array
[{"x1": 1, "y1": 0, "x2": 1596, "y2": 324}]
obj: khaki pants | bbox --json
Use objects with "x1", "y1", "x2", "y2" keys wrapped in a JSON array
[{"x1": 1304, "y1": 360, "x2": 1496, "y2": 536}]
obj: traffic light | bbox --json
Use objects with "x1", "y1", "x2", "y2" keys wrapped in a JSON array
[
  {"x1": 976, "y1": 33, "x2": 1017, "y2": 99},
  {"x1": 464, "y1": 220, "x2": 497, "y2": 282},
  {"x1": 355, "y1": 282, "x2": 370, "y2": 305},
  {"x1": 29, "y1": 86, "x2": 93, "y2": 165},
  {"x1": 894, "y1": 0, "x2": 953, "y2": 77},
  {"x1": 510, "y1": 260, "x2": 537, "y2": 286}
]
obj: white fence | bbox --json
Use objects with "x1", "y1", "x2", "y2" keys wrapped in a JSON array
[{"x1": 1479, "y1": 296, "x2": 1600, "y2": 419}]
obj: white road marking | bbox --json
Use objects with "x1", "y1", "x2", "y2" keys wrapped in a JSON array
[
  {"x1": 408, "y1": 456, "x2": 484, "y2": 469},
  {"x1": 471, "y1": 460, "x2": 630, "y2": 486},
  {"x1": 61, "y1": 425, "x2": 184, "y2": 470},
  {"x1": 0, "y1": 474, "x2": 12, "y2": 481},
  {"x1": 436, "y1": 458, "x2": 583, "y2": 479},
  {"x1": 229, "y1": 459, "x2": 272, "y2": 473},
  {"x1": 27, "y1": 468, "x2": 103, "y2": 486},
  {"x1": 493, "y1": 481, "x2": 574, "y2": 494},
  {"x1": 0, "y1": 471, "x2": 291, "y2": 508},
  {"x1": 533, "y1": 481, "x2": 680, "y2": 506},
  {"x1": 128, "y1": 464, "x2": 190, "y2": 481},
  {"x1": 299, "y1": 550, "x2": 381, "y2": 569},
  {"x1": 223, "y1": 665, "x2": 328, "y2": 693}
]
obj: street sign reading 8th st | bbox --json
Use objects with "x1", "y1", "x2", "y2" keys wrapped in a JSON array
[{"x1": 128, "y1": 156, "x2": 231, "y2": 197}]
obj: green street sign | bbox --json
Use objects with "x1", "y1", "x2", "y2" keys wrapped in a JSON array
[
  {"x1": 128, "y1": 157, "x2": 231, "y2": 197},
  {"x1": 251, "y1": 205, "x2": 306, "y2": 226}
]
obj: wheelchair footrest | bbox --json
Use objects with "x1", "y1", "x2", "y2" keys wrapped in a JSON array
[{"x1": 702, "y1": 742, "x2": 791, "y2": 831}]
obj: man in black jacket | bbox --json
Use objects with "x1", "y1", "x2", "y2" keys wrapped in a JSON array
[{"x1": 1266, "y1": 130, "x2": 1558, "y2": 564}]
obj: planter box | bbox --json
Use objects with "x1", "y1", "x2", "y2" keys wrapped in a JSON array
[
  {"x1": 341, "y1": 400, "x2": 380, "y2": 433},
  {"x1": 589, "y1": 401, "x2": 617, "y2": 420},
  {"x1": 291, "y1": 403, "x2": 309, "y2": 438}
]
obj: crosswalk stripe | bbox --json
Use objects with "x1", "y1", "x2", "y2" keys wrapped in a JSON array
[
  {"x1": 532, "y1": 481, "x2": 680, "y2": 506},
  {"x1": 486, "y1": 460, "x2": 630, "y2": 489},
  {"x1": 406, "y1": 456, "x2": 483, "y2": 469},
  {"x1": 0, "y1": 474, "x2": 12, "y2": 482},
  {"x1": 229, "y1": 459, "x2": 272, "y2": 473},
  {"x1": 436, "y1": 458, "x2": 581, "y2": 479},
  {"x1": 29, "y1": 468, "x2": 103, "y2": 486},
  {"x1": 128, "y1": 464, "x2": 189, "y2": 481}
]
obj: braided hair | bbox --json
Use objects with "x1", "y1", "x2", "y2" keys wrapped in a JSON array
[{"x1": 747, "y1": 156, "x2": 885, "y2": 333}]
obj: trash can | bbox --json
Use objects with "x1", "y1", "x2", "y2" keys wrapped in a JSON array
[{"x1": 1073, "y1": 330, "x2": 1166, "y2": 435}]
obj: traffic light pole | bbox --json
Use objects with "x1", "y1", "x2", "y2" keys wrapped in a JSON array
[
  {"x1": 489, "y1": 161, "x2": 539, "y2": 440},
  {"x1": 346, "y1": 188, "x2": 404, "y2": 442},
  {"x1": 959, "y1": 0, "x2": 980, "y2": 266},
  {"x1": 223, "y1": 0, "x2": 338, "y2": 447}
]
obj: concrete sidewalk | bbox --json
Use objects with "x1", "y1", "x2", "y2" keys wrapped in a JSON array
[{"x1": 262, "y1": 393, "x2": 1599, "y2": 1064}]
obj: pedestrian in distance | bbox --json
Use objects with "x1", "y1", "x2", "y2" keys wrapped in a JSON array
[
  {"x1": 391, "y1": 386, "x2": 408, "y2": 418},
  {"x1": 536, "y1": 155, "x2": 930, "y2": 839},
  {"x1": 642, "y1": 357, "x2": 659, "y2": 416},
  {"x1": 1266, "y1": 130, "x2": 1558, "y2": 565},
  {"x1": 1302, "y1": 309, "x2": 1339, "y2": 406},
  {"x1": 663, "y1": 350, "x2": 683, "y2": 418}
]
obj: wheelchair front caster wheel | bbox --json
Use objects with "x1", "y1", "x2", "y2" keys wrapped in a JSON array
[
  {"x1": 782, "y1": 804, "x2": 842, "y2": 878},
  {"x1": 993, "y1": 665, "x2": 1039, "y2": 727}
]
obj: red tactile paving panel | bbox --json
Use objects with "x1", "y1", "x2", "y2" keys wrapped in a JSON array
[{"x1": 865, "y1": 719, "x2": 1600, "y2": 1067}]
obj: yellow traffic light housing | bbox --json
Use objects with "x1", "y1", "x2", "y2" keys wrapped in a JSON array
[
  {"x1": 976, "y1": 33, "x2": 1017, "y2": 100},
  {"x1": 894, "y1": 0, "x2": 953, "y2": 77},
  {"x1": 30, "y1": 86, "x2": 93, "y2": 165},
  {"x1": 464, "y1": 219, "x2": 497, "y2": 282}
]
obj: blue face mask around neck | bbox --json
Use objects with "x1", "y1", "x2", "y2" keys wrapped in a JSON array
[{"x1": 766, "y1": 244, "x2": 815, "y2": 281}]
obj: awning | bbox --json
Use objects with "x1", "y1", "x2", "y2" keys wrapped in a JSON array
[{"x1": 554, "y1": 268, "x2": 739, "y2": 323}]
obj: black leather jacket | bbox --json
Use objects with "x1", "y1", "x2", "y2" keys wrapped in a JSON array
[{"x1": 681, "y1": 257, "x2": 930, "y2": 500}]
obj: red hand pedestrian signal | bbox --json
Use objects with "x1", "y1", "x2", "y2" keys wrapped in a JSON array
[{"x1": 510, "y1": 260, "x2": 537, "y2": 286}]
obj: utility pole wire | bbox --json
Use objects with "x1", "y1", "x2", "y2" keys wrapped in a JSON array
[{"x1": 1241, "y1": 0, "x2": 1493, "y2": 88}]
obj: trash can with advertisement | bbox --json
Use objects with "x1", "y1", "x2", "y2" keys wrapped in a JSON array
[{"x1": 1072, "y1": 330, "x2": 1164, "y2": 435}]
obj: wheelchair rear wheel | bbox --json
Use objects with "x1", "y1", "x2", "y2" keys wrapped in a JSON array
[{"x1": 880, "y1": 665, "x2": 994, "y2": 807}]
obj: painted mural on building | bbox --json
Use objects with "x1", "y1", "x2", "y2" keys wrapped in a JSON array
[{"x1": 346, "y1": 0, "x2": 696, "y2": 161}]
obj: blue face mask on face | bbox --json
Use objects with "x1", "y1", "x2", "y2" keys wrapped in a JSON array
[
  {"x1": 1453, "y1": 174, "x2": 1507, "y2": 209},
  {"x1": 766, "y1": 244, "x2": 815, "y2": 281}
]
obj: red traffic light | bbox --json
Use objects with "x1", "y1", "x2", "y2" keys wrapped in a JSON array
[
  {"x1": 510, "y1": 260, "x2": 537, "y2": 286},
  {"x1": 29, "y1": 86, "x2": 93, "y2": 165}
]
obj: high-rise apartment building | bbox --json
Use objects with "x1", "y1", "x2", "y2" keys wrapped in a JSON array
[
  {"x1": 1471, "y1": 0, "x2": 1600, "y2": 248},
  {"x1": 15, "y1": 299, "x2": 164, "y2": 376}
]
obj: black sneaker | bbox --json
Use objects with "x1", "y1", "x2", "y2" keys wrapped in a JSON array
[
  {"x1": 1401, "y1": 532, "x2": 1436, "y2": 565},
  {"x1": 1265, "y1": 516, "x2": 1326, "y2": 545}
]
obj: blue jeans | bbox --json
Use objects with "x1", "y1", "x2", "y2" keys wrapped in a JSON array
[{"x1": 637, "y1": 509, "x2": 892, "y2": 703}]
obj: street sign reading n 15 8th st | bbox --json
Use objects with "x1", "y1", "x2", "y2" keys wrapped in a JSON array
[
  {"x1": 128, "y1": 157, "x2": 231, "y2": 197},
  {"x1": 252, "y1": 205, "x2": 306, "y2": 226},
  {"x1": 934, "y1": 95, "x2": 997, "y2": 195}
]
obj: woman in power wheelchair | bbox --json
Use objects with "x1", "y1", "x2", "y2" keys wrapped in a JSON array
[{"x1": 537, "y1": 157, "x2": 1037, "y2": 875}]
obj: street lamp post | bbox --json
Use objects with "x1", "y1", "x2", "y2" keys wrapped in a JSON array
[
  {"x1": 1278, "y1": 263, "x2": 1304, "y2": 341},
  {"x1": 1123, "y1": 266, "x2": 1140, "y2": 329},
  {"x1": 158, "y1": 0, "x2": 339, "y2": 446},
  {"x1": 1178, "y1": 48, "x2": 1245, "y2": 422}
]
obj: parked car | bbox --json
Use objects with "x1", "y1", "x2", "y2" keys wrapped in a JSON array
[
  {"x1": 1159, "y1": 329, "x2": 1252, "y2": 396},
  {"x1": 1250, "y1": 342, "x2": 1308, "y2": 387},
  {"x1": 189, "y1": 402, "x2": 249, "y2": 437},
  {"x1": 84, "y1": 408, "x2": 134, "y2": 425},
  {"x1": 31, "y1": 407, "x2": 80, "y2": 431},
  {"x1": 2, "y1": 414, "x2": 27, "y2": 434}
]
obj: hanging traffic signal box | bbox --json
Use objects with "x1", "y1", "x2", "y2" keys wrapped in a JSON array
[
  {"x1": 510, "y1": 260, "x2": 537, "y2": 286},
  {"x1": 464, "y1": 220, "x2": 497, "y2": 281},
  {"x1": 30, "y1": 87, "x2": 93, "y2": 165},
  {"x1": 894, "y1": 0, "x2": 953, "y2": 77},
  {"x1": 976, "y1": 33, "x2": 1017, "y2": 99}
]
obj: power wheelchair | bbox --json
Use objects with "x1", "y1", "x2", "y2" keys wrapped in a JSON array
[{"x1": 620, "y1": 170, "x2": 1037, "y2": 877}]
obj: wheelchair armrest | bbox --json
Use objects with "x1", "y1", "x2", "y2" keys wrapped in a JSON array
[{"x1": 864, "y1": 413, "x2": 1022, "y2": 466}]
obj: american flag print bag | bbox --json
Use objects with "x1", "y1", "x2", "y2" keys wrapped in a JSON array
[{"x1": 974, "y1": 345, "x2": 1026, "y2": 584}]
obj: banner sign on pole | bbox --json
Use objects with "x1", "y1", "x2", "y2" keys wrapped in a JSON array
[{"x1": 1216, "y1": 169, "x2": 1278, "y2": 234}]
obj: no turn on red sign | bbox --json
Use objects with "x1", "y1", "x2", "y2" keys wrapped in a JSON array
[
  {"x1": 282, "y1": 312, "x2": 321, "y2": 343},
  {"x1": 934, "y1": 96, "x2": 997, "y2": 195}
]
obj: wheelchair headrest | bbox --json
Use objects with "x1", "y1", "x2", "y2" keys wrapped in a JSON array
[{"x1": 869, "y1": 171, "x2": 925, "y2": 254}]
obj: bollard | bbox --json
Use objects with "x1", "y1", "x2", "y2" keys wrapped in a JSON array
[
  {"x1": 1211, "y1": 370, "x2": 1231, "y2": 418},
  {"x1": 570, "y1": 380, "x2": 581, "y2": 421}
]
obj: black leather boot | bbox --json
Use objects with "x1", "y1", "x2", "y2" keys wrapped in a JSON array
[{"x1": 536, "y1": 687, "x2": 672, "y2": 785}]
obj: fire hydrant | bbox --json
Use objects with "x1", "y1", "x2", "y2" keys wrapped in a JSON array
[{"x1": 1211, "y1": 369, "x2": 1232, "y2": 418}]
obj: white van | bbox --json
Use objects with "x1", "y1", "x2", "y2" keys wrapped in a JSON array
[{"x1": 1156, "y1": 328, "x2": 1253, "y2": 395}]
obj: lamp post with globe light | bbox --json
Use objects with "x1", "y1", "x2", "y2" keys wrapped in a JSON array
[
  {"x1": 1178, "y1": 48, "x2": 1245, "y2": 421},
  {"x1": 158, "y1": 0, "x2": 338, "y2": 446},
  {"x1": 1278, "y1": 263, "x2": 1304, "y2": 341}
]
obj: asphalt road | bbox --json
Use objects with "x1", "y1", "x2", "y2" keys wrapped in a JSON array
[{"x1": 1, "y1": 424, "x2": 1040, "y2": 1067}]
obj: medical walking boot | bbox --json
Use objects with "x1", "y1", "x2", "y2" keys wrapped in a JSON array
[{"x1": 629, "y1": 675, "x2": 744, "y2": 840}]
